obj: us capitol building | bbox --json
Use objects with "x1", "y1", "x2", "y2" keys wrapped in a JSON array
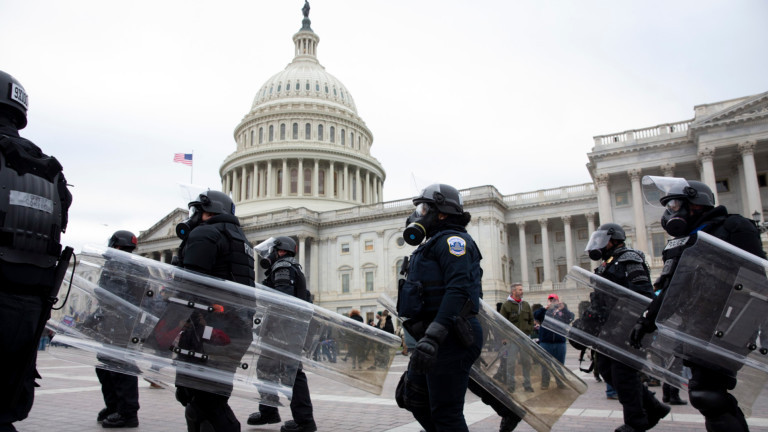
[{"x1": 137, "y1": 5, "x2": 768, "y2": 323}]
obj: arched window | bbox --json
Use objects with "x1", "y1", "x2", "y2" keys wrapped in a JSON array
[
  {"x1": 318, "y1": 124, "x2": 324, "y2": 141},
  {"x1": 259, "y1": 127, "x2": 264, "y2": 144},
  {"x1": 277, "y1": 169, "x2": 283, "y2": 195},
  {"x1": 305, "y1": 81, "x2": 310, "y2": 91},
  {"x1": 277, "y1": 84, "x2": 281, "y2": 92},
  {"x1": 250, "y1": 130, "x2": 254, "y2": 146},
  {"x1": 292, "y1": 123, "x2": 298, "y2": 139},
  {"x1": 268, "y1": 125, "x2": 274, "y2": 142},
  {"x1": 341, "y1": 129, "x2": 345, "y2": 146},
  {"x1": 286, "y1": 82, "x2": 291, "y2": 91},
  {"x1": 305, "y1": 123, "x2": 311, "y2": 140},
  {"x1": 290, "y1": 168, "x2": 298, "y2": 194},
  {"x1": 329, "y1": 126, "x2": 335, "y2": 143},
  {"x1": 319, "y1": 170, "x2": 325, "y2": 195},
  {"x1": 304, "y1": 168, "x2": 311, "y2": 194},
  {"x1": 280, "y1": 123, "x2": 286, "y2": 140},
  {"x1": 315, "y1": 82, "x2": 320, "y2": 91},
  {"x1": 350, "y1": 132, "x2": 354, "y2": 147}
]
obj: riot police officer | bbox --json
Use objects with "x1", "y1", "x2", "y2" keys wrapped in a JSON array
[
  {"x1": 630, "y1": 176, "x2": 765, "y2": 432},
  {"x1": 0, "y1": 70, "x2": 73, "y2": 432},
  {"x1": 95, "y1": 230, "x2": 144, "y2": 428},
  {"x1": 398, "y1": 183, "x2": 484, "y2": 431},
  {"x1": 248, "y1": 236, "x2": 316, "y2": 432},
  {"x1": 586, "y1": 223, "x2": 670, "y2": 432},
  {"x1": 174, "y1": 190, "x2": 255, "y2": 432}
]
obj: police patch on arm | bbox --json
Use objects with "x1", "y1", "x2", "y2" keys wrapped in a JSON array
[{"x1": 447, "y1": 236, "x2": 466, "y2": 257}]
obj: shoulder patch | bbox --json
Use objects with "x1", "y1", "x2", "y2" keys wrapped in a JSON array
[
  {"x1": 617, "y1": 250, "x2": 644, "y2": 263},
  {"x1": 447, "y1": 236, "x2": 466, "y2": 257}
]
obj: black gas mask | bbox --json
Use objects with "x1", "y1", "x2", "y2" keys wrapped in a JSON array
[
  {"x1": 176, "y1": 206, "x2": 203, "y2": 240},
  {"x1": 259, "y1": 250, "x2": 279, "y2": 269},
  {"x1": 660, "y1": 198, "x2": 692, "y2": 237},
  {"x1": 403, "y1": 203, "x2": 439, "y2": 246}
]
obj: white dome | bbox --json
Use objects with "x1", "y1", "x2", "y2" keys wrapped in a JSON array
[{"x1": 250, "y1": 26, "x2": 357, "y2": 114}]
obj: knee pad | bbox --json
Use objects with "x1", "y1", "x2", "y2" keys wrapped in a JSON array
[{"x1": 689, "y1": 389, "x2": 731, "y2": 415}]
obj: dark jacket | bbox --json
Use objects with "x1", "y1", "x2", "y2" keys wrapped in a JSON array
[
  {"x1": 534, "y1": 304, "x2": 574, "y2": 344},
  {"x1": 500, "y1": 298, "x2": 534, "y2": 335}
]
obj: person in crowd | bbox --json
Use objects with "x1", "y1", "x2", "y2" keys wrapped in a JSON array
[
  {"x1": 397, "y1": 183, "x2": 483, "y2": 431},
  {"x1": 0, "y1": 70, "x2": 73, "y2": 432},
  {"x1": 499, "y1": 283, "x2": 534, "y2": 393},
  {"x1": 630, "y1": 177, "x2": 764, "y2": 432},
  {"x1": 533, "y1": 293, "x2": 573, "y2": 390},
  {"x1": 587, "y1": 222, "x2": 669, "y2": 432}
]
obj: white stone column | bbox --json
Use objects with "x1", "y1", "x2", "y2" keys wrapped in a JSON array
[
  {"x1": 221, "y1": 174, "x2": 226, "y2": 193},
  {"x1": 698, "y1": 148, "x2": 718, "y2": 203},
  {"x1": 596, "y1": 174, "x2": 613, "y2": 224},
  {"x1": 539, "y1": 218, "x2": 552, "y2": 285},
  {"x1": 266, "y1": 161, "x2": 273, "y2": 197},
  {"x1": 344, "y1": 164, "x2": 349, "y2": 200},
  {"x1": 562, "y1": 215, "x2": 574, "y2": 271},
  {"x1": 281, "y1": 159, "x2": 288, "y2": 196},
  {"x1": 313, "y1": 159, "x2": 319, "y2": 197},
  {"x1": 298, "y1": 235, "x2": 307, "y2": 274},
  {"x1": 739, "y1": 141, "x2": 763, "y2": 218},
  {"x1": 240, "y1": 166, "x2": 247, "y2": 201},
  {"x1": 356, "y1": 167, "x2": 362, "y2": 203},
  {"x1": 365, "y1": 171, "x2": 371, "y2": 204},
  {"x1": 298, "y1": 158, "x2": 304, "y2": 196},
  {"x1": 232, "y1": 169, "x2": 239, "y2": 202},
  {"x1": 586, "y1": 212, "x2": 596, "y2": 236},
  {"x1": 661, "y1": 163, "x2": 675, "y2": 177},
  {"x1": 517, "y1": 222, "x2": 529, "y2": 286},
  {"x1": 329, "y1": 161, "x2": 335, "y2": 198},
  {"x1": 310, "y1": 236, "x2": 318, "y2": 299},
  {"x1": 629, "y1": 169, "x2": 648, "y2": 252},
  {"x1": 252, "y1": 163, "x2": 258, "y2": 199}
]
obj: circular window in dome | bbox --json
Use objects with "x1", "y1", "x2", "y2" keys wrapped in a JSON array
[{"x1": 397, "y1": 237, "x2": 405, "y2": 247}]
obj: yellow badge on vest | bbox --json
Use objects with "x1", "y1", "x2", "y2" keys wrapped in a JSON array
[{"x1": 447, "y1": 236, "x2": 466, "y2": 257}]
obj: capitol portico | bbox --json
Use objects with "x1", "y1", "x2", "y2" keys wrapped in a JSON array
[{"x1": 137, "y1": 4, "x2": 768, "y2": 323}]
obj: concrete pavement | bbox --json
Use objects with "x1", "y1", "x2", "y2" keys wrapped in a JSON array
[{"x1": 18, "y1": 348, "x2": 768, "y2": 431}]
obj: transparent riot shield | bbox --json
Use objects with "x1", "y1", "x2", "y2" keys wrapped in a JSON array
[
  {"x1": 48, "y1": 246, "x2": 314, "y2": 404},
  {"x1": 379, "y1": 294, "x2": 587, "y2": 432},
  {"x1": 300, "y1": 305, "x2": 401, "y2": 395},
  {"x1": 556, "y1": 265, "x2": 766, "y2": 416},
  {"x1": 553, "y1": 266, "x2": 688, "y2": 389},
  {"x1": 653, "y1": 231, "x2": 768, "y2": 375}
]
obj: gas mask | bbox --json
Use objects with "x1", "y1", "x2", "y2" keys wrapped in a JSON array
[
  {"x1": 585, "y1": 229, "x2": 614, "y2": 261},
  {"x1": 259, "y1": 250, "x2": 278, "y2": 269},
  {"x1": 176, "y1": 206, "x2": 203, "y2": 240},
  {"x1": 660, "y1": 198, "x2": 691, "y2": 237},
  {"x1": 403, "y1": 203, "x2": 439, "y2": 246}
]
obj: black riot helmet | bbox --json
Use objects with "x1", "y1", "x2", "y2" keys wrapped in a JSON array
[
  {"x1": 403, "y1": 183, "x2": 465, "y2": 246},
  {"x1": 255, "y1": 236, "x2": 297, "y2": 269},
  {"x1": 642, "y1": 176, "x2": 716, "y2": 237},
  {"x1": 585, "y1": 223, "x2": 626, "y2": 261},
  {"x1": 176, "y1": 190, "x2": 235, "y2": 240},
  {"x1": 413, "y1": 184, "x2": 464, "y2": 215},
  {"x1": 108, "y1": 230, "x2": 138, "y2": 253},
  {"x1": 0, "y1": 70, "x2": 29, "y2": 129}
]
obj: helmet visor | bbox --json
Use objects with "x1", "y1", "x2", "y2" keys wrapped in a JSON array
[
  {"x1": 642, "y1": 176, "x2": 691, "y2": 208},
  {"x1": 585, "y1": 229, "x2": 612, "y2": 252},
  {"x1": 254, "y1": 237, "x2": 278, "y2": 259}
]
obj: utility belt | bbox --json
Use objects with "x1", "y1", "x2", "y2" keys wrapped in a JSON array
[{"x1": 402, "y1": 298, "x2": 477, "y2": 348}]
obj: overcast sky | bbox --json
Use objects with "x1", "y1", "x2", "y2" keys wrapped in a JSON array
[{"x1": 2, "y1": 0, "x2": 767, "y2": 252}]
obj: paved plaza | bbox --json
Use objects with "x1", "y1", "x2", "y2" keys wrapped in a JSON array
[{"x1": 19, "y1": 348, "x2": 768, "y2": 432}]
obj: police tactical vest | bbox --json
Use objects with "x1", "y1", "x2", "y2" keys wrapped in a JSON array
[
  {"x1": 219, "y1": 223, "x2": 255, "y2": 287},
  {"x1": 398, "y1": 229, "x2": 479, "y2": 320},
  {"x1": 267, "y1": 257, "x2": 309, "y2": 301},
  {"x1": 595, "y1": 247, "x2": 652, "y2": 297},
  {"x1": 0, "y1": 135, "x2": 65, "y2": 267}
]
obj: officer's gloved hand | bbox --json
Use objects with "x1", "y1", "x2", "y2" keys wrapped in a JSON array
[
  {"x1": 629, "y1": 318, "x2": 655, "y2": 349},
  {"x1": 409, "y1": 321, "x2": 449, "y2": 374}
]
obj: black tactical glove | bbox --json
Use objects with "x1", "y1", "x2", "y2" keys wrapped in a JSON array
[
  {"x1": 629, "y1": 317, "x2": 655, "y2": 349},
  {"x1": 409, "y1": 321, "x2": 450, "y2": 374}
]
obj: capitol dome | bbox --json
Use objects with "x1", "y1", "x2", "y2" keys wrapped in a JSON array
[{"x1": 220, "y1": 3, "x2": 385, "y2": 216}]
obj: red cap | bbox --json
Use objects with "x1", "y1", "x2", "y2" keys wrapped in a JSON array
[{"x1": 548, "y1": 294, "x2": 559, "y2": 301}]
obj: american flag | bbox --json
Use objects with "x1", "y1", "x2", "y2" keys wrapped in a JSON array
[{"x1": 174, "y1": 153, "x2": 193, "y2": 166}]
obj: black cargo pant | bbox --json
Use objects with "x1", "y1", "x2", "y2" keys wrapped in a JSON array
[
  {"x1": 96, "y1": 369, "x2": 139, "y2": 416},
  {"x1": 596, "y1": 354, "x2": 663, "y2": 430},
  {"x1": 259, "y1": 368, "x2": 314, "y2": 425}
]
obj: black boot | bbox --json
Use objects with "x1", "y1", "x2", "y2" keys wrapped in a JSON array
[
  {"x1": 662, "y1": 383, "x2": 671, "y2": 403},
  {"x1": 668, "y1": 387, "x2": 688, "y2": 405},
  {"x1": 101, "y1": 413, "x2": 139, "y2": 428},
  {"x1": 247, "y1": 411, "x2": 281, "y2": 425}
]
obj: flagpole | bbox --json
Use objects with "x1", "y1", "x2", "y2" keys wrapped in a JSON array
[{"x1": 190, "y1": 150, "x2": 194, "y2": 184}]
